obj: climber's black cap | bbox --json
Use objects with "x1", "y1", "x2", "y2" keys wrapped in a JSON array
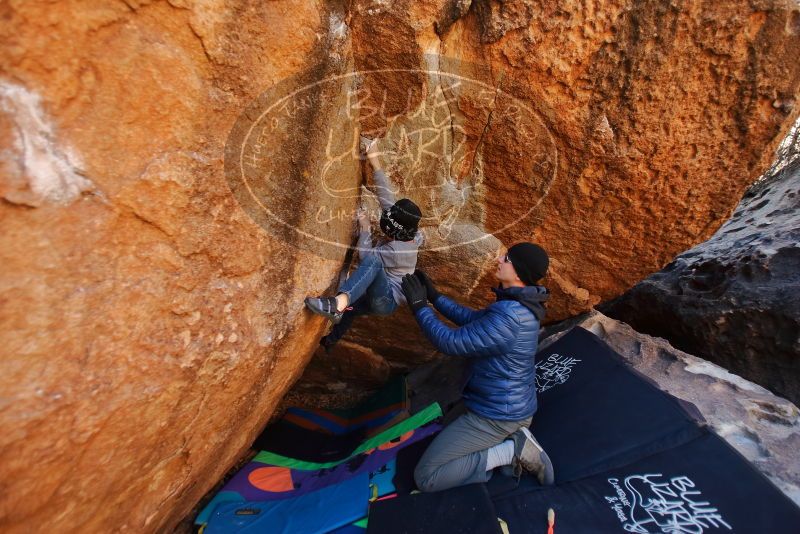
[
  {"x1": 507, "y1": 242, "x2": 549, "y2": 285},
  {"x1": 380, "y1": 198, "x2": 421, "y2": 241}
]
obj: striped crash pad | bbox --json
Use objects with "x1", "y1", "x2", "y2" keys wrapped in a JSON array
[{"x1": 195, "y1": 402, "x2": 442, "y2": 531}]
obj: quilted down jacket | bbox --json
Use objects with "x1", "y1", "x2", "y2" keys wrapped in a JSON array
[{"x1": 414, "y1": 285, "x2": 548, "y2": 421}]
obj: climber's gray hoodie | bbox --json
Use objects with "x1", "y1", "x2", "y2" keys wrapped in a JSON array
[{"x1": 356, "y1": 169, "x2": 423, "y2": 305}]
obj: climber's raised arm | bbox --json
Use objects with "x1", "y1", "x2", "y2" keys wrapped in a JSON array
[{"x1": 366, "y1": 139, "x2": 396, "y2": 210}]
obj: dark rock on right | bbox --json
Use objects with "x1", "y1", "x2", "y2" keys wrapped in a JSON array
[{"x1": 603, "y1": 157, "x2": 800, "y2": 405}]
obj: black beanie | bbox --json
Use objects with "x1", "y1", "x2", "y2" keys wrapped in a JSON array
[
  {"x1": 380, "y1": 198, "x2": 421, "y2": 241},
  {"x1": 507, "y1": 242, "x2": 549, "y2": 285}
]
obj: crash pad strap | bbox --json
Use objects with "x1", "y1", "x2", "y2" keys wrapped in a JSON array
[{"x1": 254, "y1": 402, "x2": 442, "y2": 470}]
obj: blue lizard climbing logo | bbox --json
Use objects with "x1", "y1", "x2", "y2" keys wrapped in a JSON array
[
  {"x1": 605, "y1": 474, "x2": 733, "y2": 533},
  {"x1": 225, "y1": 56, "x2": 558, "y2": 260},
  {"x1": 535, "y1": 353, "x2": 582, "y2": 393}
]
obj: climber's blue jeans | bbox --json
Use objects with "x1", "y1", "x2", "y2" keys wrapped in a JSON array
[
  {"x1": 413, "y1": 411, "x2": 532, "y2": 492},
  {"x1": 327, "y1": 254, "x2": 397, "y2": 345}
]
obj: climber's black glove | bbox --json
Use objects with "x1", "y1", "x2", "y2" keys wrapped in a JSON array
[
  {"x1": 414, "y1": 269, "x2": 440, "y2": 304},
  {"x1": 402, "y1": 274, "x2": 428, "y2": 313}
]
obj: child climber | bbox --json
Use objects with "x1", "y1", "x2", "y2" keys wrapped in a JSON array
[{"x1": 305, "y1": 139, "x2": 423, "y2": 351}]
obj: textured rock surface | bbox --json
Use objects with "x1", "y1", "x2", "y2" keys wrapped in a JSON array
[
  {"x1": 283, "y1": 341, "x2": 393, "y2": 410},
  {"x1": 0, "y1": 2, "x2": 359, "y2": 532},
  {"x1": 604, "y1": 159, "x2": 800, "y2": 405},
  {"x1": 541, "y1": 311, "x2": 800, "y2": 506},
  {"x1": 332, "y1": 0, "x2": 800, "y2": 375},
  {"x1": 1, "y1": 1, "x2": 800, "y2": 532}
]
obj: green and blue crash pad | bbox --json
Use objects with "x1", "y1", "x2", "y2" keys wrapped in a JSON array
[
  {"x1": 205, "y1": 471, "x2": 370, "y2": 534},
  {"x1": 196, "y1": 423, "x2": 436, "y2": 523},
  {"x1": 195, "y1": 403, "x2": 442, "y2": 526},
  {"x1": 253, "y1": 402, "x2": 441, "y2": 470},
  {"x1": 198, "y1": 456, "x2": 404, "y2": 531}
]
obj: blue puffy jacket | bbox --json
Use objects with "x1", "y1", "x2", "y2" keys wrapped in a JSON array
[{"x1": 414, "y1": 285, "x2": 548, "y2": 421}]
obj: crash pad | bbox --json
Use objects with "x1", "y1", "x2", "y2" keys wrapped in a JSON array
[
  {"x1": 205, "y1": 471, "x2": 370, "y2": 534},
  {"x1": 366, "y1": 482, "x2": 503, "y2": 534},
  {"x1": 492, "y1": 429, "x2": 800, "y2": 533}
]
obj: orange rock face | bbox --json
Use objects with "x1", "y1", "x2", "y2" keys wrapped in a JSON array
[
  {"x1": 336, "y1": 0, "x2": 800, "y2": 374},
  {"x1": 0, "y1": 1, "x2": 357, "y2": 531},
  {"x1": 0, "y1": 0, "x2": 799, "y2": 532}
]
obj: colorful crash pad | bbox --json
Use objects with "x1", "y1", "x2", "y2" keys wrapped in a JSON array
[
  {"x1": 205, "y1": 471, "x2": 370, "y2": 534},
  {"x1": 368, "y1": 459, "x2": 397, "y2": 499},
  {"x1": 195, "y1": 403, "x2": 442, "y2": 526},
  {"x1": 326, "y1": 468, "x2": 396, "y2": 534},
  {"x1": 253, "y1": 402, "x2": 442, "y2": 470},
  {"x1": 204, "y1": 460, "x2": 396, "y2": 533},
  {"x1": 212, "y1": 423, "x2": 437, "y2": 502},
  {"x1": 327, "y1": 520, "x2": 367, "y2": 534}
]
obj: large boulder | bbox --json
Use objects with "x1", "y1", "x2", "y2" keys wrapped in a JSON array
[
  {"x1": 0, "y1": 1, "x2": 359, "y2": 532},
  {"x1": 333, "y1": 0, "x2": 800, "y2": 371},
  {"x1": 1, "y1": 0, "x2": 799, "y2": 531},
  {"x1": 604, "y1": 156, "x2": 800, "y2": 405}
]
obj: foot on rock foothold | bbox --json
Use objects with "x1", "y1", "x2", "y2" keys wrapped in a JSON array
[
  {"x1": 511, "y1": 427, "x2": 555, "y2": 486},
  {"x1": 304, "y1": 296, "x2": 344, "y2": 324}
]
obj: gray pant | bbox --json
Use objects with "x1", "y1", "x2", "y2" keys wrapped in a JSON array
[{"x1": 414, "y1": 410, "x2": 533, "y2": 492}]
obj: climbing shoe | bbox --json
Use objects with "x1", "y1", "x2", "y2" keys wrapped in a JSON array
[
  {"x1": 510, "y1": 427, "x2": 555, "y2": 485},
  {"x1": 304, "y1": 296, "x2": 344, "y2": 324}
]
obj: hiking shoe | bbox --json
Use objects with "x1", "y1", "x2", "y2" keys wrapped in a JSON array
[
  {"x1": 511, "y1": 427, "x2": 555, "y2": 485},
  {"x1": 304, "y1": 296, "x2": 344, "y2": 324}
]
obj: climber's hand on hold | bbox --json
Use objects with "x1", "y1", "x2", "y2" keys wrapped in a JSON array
[
  {"x1": 366, "y1": 137, "x2": 379, "y2": 156},
  {"x1": 358, "y1": 135, "x2": 373, "y2": 162},
  {"x1": 402, "y1": 274, "x2": 428, "y2": 313},
  {"x1": 365, "y1": 138, "x2": 382, "y2": 171},
  {"x1": 356, "y1": 206, "x2": 370, "y2": 232},
  {"x1": 414, "y1": 269, "x2": 440, "y2": 303}
]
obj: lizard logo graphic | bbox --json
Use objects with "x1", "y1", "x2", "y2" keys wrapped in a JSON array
[{"x1": 225, "y1": 56, "x2": 558, "y2": 260}]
